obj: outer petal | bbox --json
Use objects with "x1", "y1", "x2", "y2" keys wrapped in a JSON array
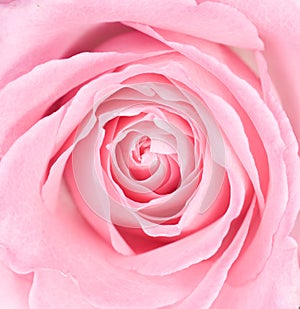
[
  {"x1": 255, "y1": 52, "x2": 300, "y2": 238},
  {"x1": 175, "y1": 198, "x2": 255, "y2": 309},
  {"x1": 211, "y1": 238, "x2": 300, "y2": 309},
  {"x1": 0, "y1": 261, "x2": 32, "y2": 309},
  {"x1": 29, "y1": 269, "x2": 95, "y2": 309},
  {"x1": 213, "y1": 0, "x2": 300, "y2": 144},
  {"x1": 0, "y1": 0, "x2": 262, "y2": 88},
  {"x1": 0, "y1": 48, "x2": 170, "y2": 157}
]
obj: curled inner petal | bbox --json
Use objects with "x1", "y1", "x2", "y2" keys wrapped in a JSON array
[{"x1": 71, "y1": 81, "x2": 226, "y2": 233}]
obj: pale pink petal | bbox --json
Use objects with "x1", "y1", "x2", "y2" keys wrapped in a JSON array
[
  {"x1": 176, "y1": 197, "x2": 256, "y2": 309},
  {"x1": 215, "y1": 0, "x2": 300, "y2": 145},
  {"x1": 0, "y1": 50, "x2": 169, "y2": 157},
  {"x1": 29, "y1": 269, "x2": 95, "y2": 309},
  {"x1": 227, "y1": 54, "x2": 300, "y2": 285},
  {"x1": 198, "y1": 88, "x2": 266, "y2": 208},
  {"x1": 256, "y1": 52, "x2": 300, "y2": 262},
  {"x1": 255, "y1": 51, "x2": 300, "y2": 236},
  {"x1": 211, "y1": 238, "x2": 300, "y2": 309},
  {"x1": 124, "y1": 25, "x2": 262, "y2": 93},
  {"x1": 0, "y1": 262, "x2": 32, "y2": 309},
  {"x1": 0, "y1": 0, "x2": 262, "y2": 87}
]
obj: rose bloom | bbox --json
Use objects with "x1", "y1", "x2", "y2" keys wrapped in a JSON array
[{"x1": 1, "y1": 1, "x2": 300, "y2": 308}]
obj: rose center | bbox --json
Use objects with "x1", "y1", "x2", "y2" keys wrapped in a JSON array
[
  {"x1": 129, "y1": 136, "x2": 158, "y2": 181},
  {"x1": 133, "y1": 136, "x2": 152, "y2": 163},
  {"x1": 100, "y1": 114, "x2": 186, "y2": 203}
]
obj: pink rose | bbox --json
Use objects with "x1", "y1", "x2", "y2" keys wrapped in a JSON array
[{"x1": 1, "y1": 1, "x2": 300, "y2": 308}]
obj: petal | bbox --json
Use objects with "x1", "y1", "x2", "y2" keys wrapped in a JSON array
[
  {"x1": 255, "y1": 51, "x2": 300, "y2": 236},
  {"x1": 176, "y1": 197, "x2": 256, "y2": 309},
  {"x1": 110, "y1": 150, "x2": 250, "y2": 276},
  {"x1": 0, "y1": 0, "x2": 262, "y2": 87},
  {"x1": 211, "y1": 238, "x2": 300, "y2": 309},
  {"x1": 29, "y1": 269, "x2": 95, "y2": 309},
  {"x1": 0, "y1": 49, "x2": 169, "y2": 157},
  {"x1": 0, "y1": 261, "x2": 32, "y2": 309},
  {"x1": 215, "y1": 0, "x2": 300, "y2": 146}
]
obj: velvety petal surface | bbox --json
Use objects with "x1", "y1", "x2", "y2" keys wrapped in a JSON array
[
  {"x1": 0, "y1": 0, "x2": 262, "y2": 88},
  {"x1": 1, "y1": 2, "x2": 299, "y2": 307},
  {"x1": 29, "y1": 269, "x2": 96, "y2": 309},
  {"x1": 0, "y1": 261, "x2": 32, "y2": 309},
  {"x1": 213, "y1": 0, "x2": 300, "y2": 144},
  {"x1": 211, "y1": 238, "x2": 300, "y2": 309}
]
